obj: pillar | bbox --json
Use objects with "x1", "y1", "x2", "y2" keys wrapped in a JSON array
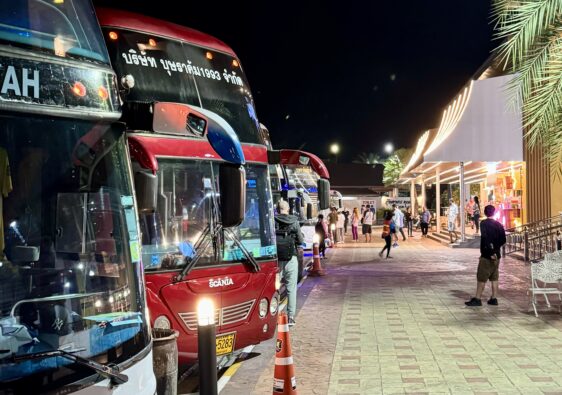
[
  {"x1": 410, "y1": 179, "x2": 416, "y2": 213},
  {"x1": 421, "y1": 179, "x2": 426, "y2": 210},
  {"x1": 459, "y1": 161, "x2": 466, "y2": 242},
  {"x1": 436, "y1": 170, "x2": 441, "y2": 233}
]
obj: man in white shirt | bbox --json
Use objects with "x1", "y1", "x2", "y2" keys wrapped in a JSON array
[
  {"x1": 392, "y1": 205, "x2": 406, "y2": 245},
  {"x1": 362, "y1": 205, "x2": 374, "y2": 243},
  {"x1": 448, "y1": 199, "x2": 459, "y2": 244}
]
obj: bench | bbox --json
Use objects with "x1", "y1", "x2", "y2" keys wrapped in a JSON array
[{"x1": 529, "y1": 251, "x2": 562, "y2": 317}]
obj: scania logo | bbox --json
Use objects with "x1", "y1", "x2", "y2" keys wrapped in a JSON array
[{"x1": 208, "y1": 277, "x2": 234, "y2": 288}]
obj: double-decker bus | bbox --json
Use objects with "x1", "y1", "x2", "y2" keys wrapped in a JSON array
[
  {"x1": 97, "y1": 9, "x2": 279, "y2": 367},
  {"x1": 0, "y1": 2, "x2": 155, "y2": 394}
]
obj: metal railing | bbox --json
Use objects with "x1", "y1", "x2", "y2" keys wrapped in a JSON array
[{"x1": 504, "y1": 214, "x2": 562, "y2": 262}]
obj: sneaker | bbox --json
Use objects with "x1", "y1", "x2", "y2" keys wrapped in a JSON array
[
  {"x1": 386, "y1": 256, "x2": 393, "y2": 259},
  {"x1": 394, "y1": 244, "x2": 399, "y2": 248},
  {"x1": 465, "y1": 297, "x2": 482, "y2": 307},
  {"x1": 288, "y1": 317, "x2": 296, "y2": 327},
  {"x1": 378, "y1": 251, "x2": 383, "y2": 258},
  {"x1": 487, "y1": 298, "x2": 498, "y2": 306}
]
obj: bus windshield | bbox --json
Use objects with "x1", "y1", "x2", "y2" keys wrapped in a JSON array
[
  {"x1": 103, "y1": 28, "x2": 263, "y2": 145},
  {"x1": 0, "y1": 1, "x2": 110, "y2": 64},
  {"x1": 138, "y1": 160, "x2": 276, "y2": 271},
  {"x1": 285, "y1": 165, "x2": 321, "y2": 192},
  {"x1": 0, "y1": 116, "x2": 149, "y2": 390}
]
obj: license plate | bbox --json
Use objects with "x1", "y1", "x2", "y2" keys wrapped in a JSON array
[{"x1": 216, "y1": 332, "x2": 236, "y2": 356}]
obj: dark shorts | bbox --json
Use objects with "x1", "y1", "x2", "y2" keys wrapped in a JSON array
[
  {"x1": 390, "y1": 228, "x2": 396, "y2": 234},
  {"x1": 362, "y1": 224, "x2": 372, "y2": 234},
  {"x1": 477, "y1": 256, "x2": 499, "y2": 282}
]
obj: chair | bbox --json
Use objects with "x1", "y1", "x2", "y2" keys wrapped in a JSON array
[{"x1": 529, "y1": 251, "x2": 562, "y2": 317}]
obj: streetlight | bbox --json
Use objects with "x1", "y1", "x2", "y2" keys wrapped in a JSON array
[
  {"x1": 330, "y1": 143, "x2": 340, "y2": 163},
  {"x1": 384, "y1": 142, "x2": 394, "y2": 155},
  {"x1": 197, "y1": 298, "x2": 217, "y2": 395}
]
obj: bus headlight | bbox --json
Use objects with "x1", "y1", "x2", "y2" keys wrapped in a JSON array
[
  {"x1": 270, "y1": 294, "x2": 279, "y2": 315},
  {"x1": 153, "y1": 315, "x2": 171, "y2": 329},
  {"x1": 258, "y1": 298, "x2": 268, "y2": 318}
]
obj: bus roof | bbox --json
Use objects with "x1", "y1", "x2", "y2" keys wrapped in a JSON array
[
  {"x1": 96, "y1": 8, "x2": 237, "y2": 57},
  {"x1": 279, "y1": 149, "x2": 330, "y2": 179}
]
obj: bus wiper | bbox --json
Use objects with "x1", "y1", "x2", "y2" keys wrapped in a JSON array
[
  {"x1": 176, "y1": 224, "x2": 212, "y2": 281},
  {"x1": 224, "y1": 227, "x2": 260, "y2": 273},
  {"x1": 9, "y1": 348, "x2": 128, "y2": 385}
]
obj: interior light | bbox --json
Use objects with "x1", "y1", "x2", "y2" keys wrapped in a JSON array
[
  {"x1": 98, "y1": 86, "x2": 109, "y2": 101},
  {"x1": 206, "y1": 51, "x2": 213, "y2": 60},
  {"x1": 94, "y1": 300, "x2": 102, "y2": 308},
  {"x1": 53, "y1": 0, "x2": 64, "y2": 4},
  {"x1": 9, "y1": 221, "x2": 16, "y2": 228},
  {"x1": 148, "y1": 38, "x2": 157, "y2": 47},
  {"x1": 232, "y1": 59, "x2": 239, "y2": 67},
  {"x1": 109, "y1": 31, "x2": 118, "y2": 40},
  {"x1": 71, "y1": 81, "x2": 87, "y2": 97}
]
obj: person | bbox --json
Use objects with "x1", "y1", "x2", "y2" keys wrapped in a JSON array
[
  {"x1": 465, "y1": 205, "x2": 506, "y2": 307},
  {"x1": 343, "y1": 207, "x2": 350, "y2": 234},
  {"x1": 392, "y1": 205, "x2": 406, "y2": 243},
  {"x1": 351, "y1": 207, "x2": 360, "y2": 242},
  {"x1": 420, "y1": 206, "x2": 431, "y2": 237},
  {"x1": 336, "y1": 210, "x2": 345, "y2": 244},
  {"x1": 405, "y1": 206, "x2": 414, "y2": 237},
  {"x1": 466, "y1": 197, "x2": 474, "y2": 230},
  {"x1": 274, "y1": 200, "x2": 304, "y2": 326},
  {"x1": 473, "y1": 196, "x2": 481, "y2": 235},
  {"x1": 379, "y1": 211, "x2": 394, "y2": 259},
  {"x1": 315, "y1": 214, "x2": 328, "y2": 258},
  {"x1": 448, "y1": 199, "x2": 459, "y2": 244},
  {"x1": 362, "y1": 204, "x2": 374, "y2": 242},
  {"x1": 328, "y1": 207, "x2": 338, "y2": 243}
]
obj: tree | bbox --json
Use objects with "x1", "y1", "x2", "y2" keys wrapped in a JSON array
[
  {"x1": 382, "y1": 155, "x2": 404, "y2": 186},
  {"x1": 353, "y1": 152, "x2": 382, "y2": 165},
  {"x1": 493, "y1": 0, "x2": 562, "y2": 176}
]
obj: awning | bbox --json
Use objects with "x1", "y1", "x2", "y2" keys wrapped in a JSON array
[{"x1": 424, "y1": 74, "x2": 523, "y2": 163}]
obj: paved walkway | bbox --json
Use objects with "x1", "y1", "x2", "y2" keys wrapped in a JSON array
[{"x1": 223, "y1": 237, "x2": 562, "y2": 395}]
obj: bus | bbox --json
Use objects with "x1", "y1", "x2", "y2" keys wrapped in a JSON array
[
  {"x1": 0, "y1": 2, "x2": 155, "y2": 394},
  {"x1": 97, "y1": 9, "x2": 279, "y2": 367}
]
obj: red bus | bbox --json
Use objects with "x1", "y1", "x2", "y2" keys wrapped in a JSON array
[
  {"x1": 0, "y1": 2, "x2": 155, "y2": 394},
  {"x1": 97, "y1": 9, "x2": 279, "y2": 367}
]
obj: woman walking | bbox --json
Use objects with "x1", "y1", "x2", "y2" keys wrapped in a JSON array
[
  {"x1": 351, "y1": 207, "x2": 360, "y2": 241},
  {"x1": 473, "y1": 196, "x2": 481, "y2": 235},
  {"x1": 405, "y1": 206, "x2": 414, "y2": 237},
  {"x1": 379, "y1": 211, "x2": 393, "y2": 259}
]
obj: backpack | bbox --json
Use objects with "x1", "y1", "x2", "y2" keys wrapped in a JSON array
[{"x1": 275, "y1": 220, "x2": 297, "y2": 261}]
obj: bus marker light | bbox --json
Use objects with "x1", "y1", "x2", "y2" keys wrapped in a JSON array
[
  {"x1": 109, "y1": 31, "x2": 118, "y2": 40},
  {"x1": 71, "y1": 81, "x2": 86, "y2": 97},
  {"x1": 148, "y1": 38, "x2": 157, "y2": 47},
  {"x1": 206, "y1": 51, "x2": 213, "y2": 60},
  {"x1": 98, "y1": 86, "x2": 109, "y2": 100},
  {"x1": 232, "y1": 59, "x2": 239, "y2": 67}
]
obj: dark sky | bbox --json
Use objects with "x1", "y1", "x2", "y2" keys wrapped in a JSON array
[{"x1": 94, "y1": 0, "x2": 495, "y2": 162}]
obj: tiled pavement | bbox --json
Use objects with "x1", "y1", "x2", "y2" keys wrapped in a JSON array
[{"x1": 222, "y1": 236, "x2": 562, "y2": 395}]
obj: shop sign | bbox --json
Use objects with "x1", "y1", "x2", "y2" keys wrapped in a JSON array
[{"x1": 381, "y1": 197, "x2": 410, "y2": 209}]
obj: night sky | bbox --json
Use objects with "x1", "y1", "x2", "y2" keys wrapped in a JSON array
[{"x1": 94, "y1": 0, "x2": 495, "y2": 162}]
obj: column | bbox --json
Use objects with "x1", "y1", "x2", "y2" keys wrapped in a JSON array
[
  {"x1": 459, "y1": 162, "x2": 466, "y2": 242},
  {"x1": 436, "y1": 170, "x2": 441, "y2": 233},
  {"x1": 421, "y1": 179, "x2": 426, "y2": 210},
  {"x1": 410, "y1": 179, "x2": 416, "y2": 213}
]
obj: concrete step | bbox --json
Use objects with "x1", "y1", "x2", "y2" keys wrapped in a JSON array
[{"x1": 429, "y1": 231, "x2": 480, "y2": 248}]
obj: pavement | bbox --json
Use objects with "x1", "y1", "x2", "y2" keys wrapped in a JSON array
[{"x1": 222, "y1": 233, "x2": 562, "y2": 395}]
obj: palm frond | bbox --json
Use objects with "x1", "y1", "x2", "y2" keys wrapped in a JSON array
[{"x1": 493, "y1": 0, "x2": 562, "y2": 69}]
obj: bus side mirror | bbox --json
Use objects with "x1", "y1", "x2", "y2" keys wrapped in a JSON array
[
  {"x1": 220, "y1": 164, "x2": 246, "y2": 228},
  {"x1": 306, "y1": 203, "x2": 313, "y2": 220},
  {"x1": 317, "y1": 179, "x2": 330, "y2": 210},
  {"x1": 135, "y1": 171, "x2": 158, "y2": 211}
]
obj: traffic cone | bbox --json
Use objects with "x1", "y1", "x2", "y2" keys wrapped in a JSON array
[
  {"x1": 308, "y1": 242, "x2": 325, "y2": 277},
  {"x1": 272, "y1": 313, "x2": 297, "y2": 395}
]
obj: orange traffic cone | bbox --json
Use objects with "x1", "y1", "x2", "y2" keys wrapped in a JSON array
[
  {"x1": 272, "y1": 313, "x2": 297, "y2": 395},
  {"x1": 308, "y1": 242, "x2": 325, "y2": 277}
]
